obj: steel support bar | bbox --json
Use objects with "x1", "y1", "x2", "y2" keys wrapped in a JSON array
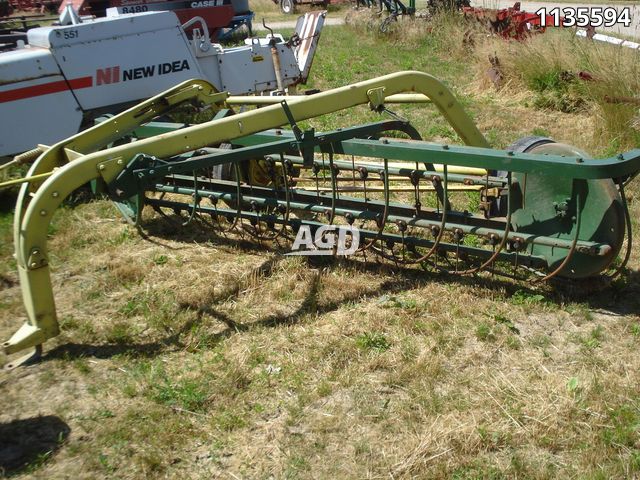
[
  {"x1": 153, "y1": 182, "x2": 610, "y2": 254},
  {"x1": 232, "y1": 130, "x2": 640, "y2": 181},
  {"x1": 145, "y1": 197, "x2": 550, "y2": 269},
  {"x1": 333, "y1": 139, "x2": 640, "y2": 180}
]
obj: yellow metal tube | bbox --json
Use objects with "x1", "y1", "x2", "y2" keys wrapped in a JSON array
[
  {"x1": 359, "y1": 160, "x2": 486, "y2": 176},
  {"x1": 224, "y1": 93, "x2": 432, "y2": 105},
  {"x1": 0, "y1": 171, "x2": 54, "y2": 189}
]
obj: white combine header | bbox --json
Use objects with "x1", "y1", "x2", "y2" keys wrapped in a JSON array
[{"x1": 0, "y1": 8, "x2": 325, "y2": 159}]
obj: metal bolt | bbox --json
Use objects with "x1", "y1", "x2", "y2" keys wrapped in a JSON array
[
  {"x1": 117, "y1": 159, "x2": 123, "y2": 165},
  {"x1": 442, "y1": 145, "x2": 449, "y2": 150},
  {"x1": 52, "y1": 192, "x2": 59, "y2": 198},
  {"x1": 507, "y1": 151, "x2": 514, "y2": 156},
  {"x1": 617, "y1": 154, "x2": 625, "y2": 161},
  {"x1": 345, "y1": 212, "x2": 355, "y2": 225},
  {"x1": 30, "y1": 262, "x2": 37, "y2": 268},
  {"x1": 40, "y1": 210, "x2": 47, "y2": 216},
  {"x1": 575, "y1": 157, "x2": 583, "y2": 163},
  {"x1": 99, "y1": 164, "x2": 105, "y2": 171}
]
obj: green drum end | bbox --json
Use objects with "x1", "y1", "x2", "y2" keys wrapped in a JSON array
[{"x1": 510, "y1": 139, "x2": 625, "y2": 279}]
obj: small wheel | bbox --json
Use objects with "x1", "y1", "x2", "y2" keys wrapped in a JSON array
[{"x1": 280, "y1": 0, "x2": 296, "y2": 14}]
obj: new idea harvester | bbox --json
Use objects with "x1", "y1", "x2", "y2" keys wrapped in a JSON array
[{"x1": 0, "y1": 9, "x2": 326, "y2": 161}]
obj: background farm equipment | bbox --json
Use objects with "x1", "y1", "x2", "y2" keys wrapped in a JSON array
[
  {"x1": 353, "y1": 0, "x2": 468, "y2": 33},
  {"x1": 3, "y1": 0, "x2": 256, "y2": 41},
  {"x1": 2, "y1": 70, "x2": 639, "y2": 368},
  {"x1": 273, "y1": 0, "x2": 331, "y2": 15},
  {"x1": 352, "y1": 0, "x2": 561, "y2": 39},
  {"x1": 78, "y1": 0, "x2": 255, "y2": 40},
  {"x1": 355, "y1": 0, "x2": 414, "y2": 33},
  {"x1": 462, "y1": 2, "x2": 561, "y2": 41},
  {"x1": 3, "y1": 0, "x2": 58, "y2": 14},
  {"x1": 0, "y1": 9, "x2": 326, "y2": 160},
  {"x1": 0, "y1": 13, "x2": 58, "y2": 50}
]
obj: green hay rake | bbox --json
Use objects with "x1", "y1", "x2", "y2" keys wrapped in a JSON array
[{"x1": 3, "y1": 70, "x2": 640, "y2": 368}]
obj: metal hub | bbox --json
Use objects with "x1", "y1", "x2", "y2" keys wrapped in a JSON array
[{"x1": 509, "y1": 138, "x2": 625, "y2": 278}]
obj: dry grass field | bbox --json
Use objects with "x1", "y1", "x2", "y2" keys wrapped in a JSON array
[{"x1": 2, "y1": 10, "x2": 640, "y2": 480}]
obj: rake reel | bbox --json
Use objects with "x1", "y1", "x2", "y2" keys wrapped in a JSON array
[
  {"x1": 3, "y1": 71, "x2": 640, "y2": 367},
  {"x1": 352, "y1": 0, "x2": 469, "y2": 33}
]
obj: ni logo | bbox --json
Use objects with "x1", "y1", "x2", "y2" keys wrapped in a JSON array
[{"x1": 286, "y1": 225, "x2": 360, "y2": 256}]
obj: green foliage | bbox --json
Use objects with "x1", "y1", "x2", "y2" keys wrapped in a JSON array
[
  {"x1": 567, "y1": 377, "x2": 581, "y2": 400},
  {"x1": 152, "y1": 375, "x2": 209, "y2": 412},
  {"x1": 377, "y1": 294, "x2": 417, "y2": 310},
  {"x1": 532, "y1": 127, "x2": 551, "y2": 138},
  {"x1": 582, "y1": 325, "x2": 605, "y2": 350},
  {"x1": 105, "y1": 321, "x2": 135, "y2": 344},
  {"x1": 601, "y1": 404, "x2": 640, "y2": 448},
  {"x1": 118, "y1": 289, "x2": 177, "y2": 332},
  {"x1": 509, "y1": 289, "x2": 546, "y2": 306},
  {"x1": 98, "y1": 453, "x2": 117, "y2": 473},
  {"x1": 356, "y1": 332, "x2": 391, "y2": 352},
  {"x1": 451, "y1": 462, "x2": 506, "y2": 480},
  {"x1": 212, "y1": 409, "x2": 247, "y2": 432},
  {"x1": 475, "y1": 322, "x2": 494, "y2": 342},
  {"x1": 108, "y1": 226, "x2": 136, "y2": 246},
  {"x1": 153, "y1": 254, "x2": 169, "y2": 265},
  {"x1": 478, "y1": 30, "x2": 640, "y2": 148}
]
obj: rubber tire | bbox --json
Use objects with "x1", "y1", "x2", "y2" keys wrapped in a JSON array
[
  {"x1": 280, "y1": 0, "x2": 295, "y2": 14},
  {"x1": 508, "y1": 135, "x2": 554, "y2": 155}
]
